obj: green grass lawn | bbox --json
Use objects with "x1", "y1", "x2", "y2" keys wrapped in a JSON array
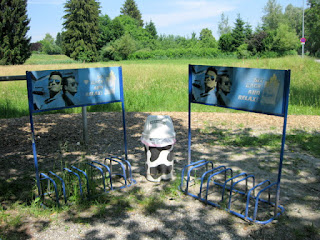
[
  {"x1": 0, "y1": 54, "x2": 319, "y2": 118},
  {"x1": 24, "y1": 54, "x2": 79, "y2": 65}
]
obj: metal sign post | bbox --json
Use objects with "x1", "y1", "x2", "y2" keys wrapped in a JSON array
[
  {"x1": 302, "y1": 0, "x2": 305, "y2": 58},
  {"x1": 82, "y1": 106, "x2": 88, "y2": 145},
  {"x1": 300, "y1": 38, "x2": 306, "y2": 58}
]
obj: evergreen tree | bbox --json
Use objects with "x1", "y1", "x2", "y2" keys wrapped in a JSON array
[
  {"x1": 231, "y1": 14, "x2": 246, "y2": 48},
  {"x1": 63, "y1": 0, "x2": 100, "y2": 62},
  {"x1": 244, "y1": 22, "x2": 253, "y2": 41},
  {"x1": 145, "y1": 20, "x2": 157, "y2": 39},
  {"x1": 218, "y1": 13, "x2": 231, "y2": 36},
  {"x1": 56, "y1": 32, "x2": 63, "y2": 47},
  {"x1": 0, "y1": 0, "x2": 31, "y2": 65},
  {"x1": 120, "y1": 0, "x2": 143, "y2": 27},
  {"x1": 219, "y1": 33, "x2": 234, "y2": 52},
  {"x1": 191, "y1": 32, "x2": 197, "y2": 40}
]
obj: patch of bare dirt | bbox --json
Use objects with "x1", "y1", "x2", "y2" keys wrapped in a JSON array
[{"x1": 0, "y1": 112, "x2": 320, "y2": 239}]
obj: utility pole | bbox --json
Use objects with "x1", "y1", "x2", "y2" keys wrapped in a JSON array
[{"x1": 302, "y1": 0, "x2": 305, "y2": 58}]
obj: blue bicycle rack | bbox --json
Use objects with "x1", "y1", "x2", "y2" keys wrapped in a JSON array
[
  {"x1": 184, "y1": 65, "x2": 290, "y2": 224},
  {"x1": 179, "y1": 161, "x2": 285, "y2": 224},
  {"x1": 25, "y1": 67, "x2": 136, "y2": 206},
  {"x1": 38, "y1": 156, "x2": 136, "y2": 205}
]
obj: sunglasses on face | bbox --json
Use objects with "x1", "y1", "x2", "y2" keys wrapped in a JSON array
[
  {"x1": 69, "y1": 82, "x2": 78, "y2": 87},
  {"x1": 205, "y1": 74, "x2": 215, "y2": 81},
  {"x1": 49, "y1": 79, "x2": 61, "y2": 85}
]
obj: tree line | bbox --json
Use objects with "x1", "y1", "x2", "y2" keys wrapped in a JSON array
[{"x1": 1, "y1": 0, "x2": 320, "y2": 65}]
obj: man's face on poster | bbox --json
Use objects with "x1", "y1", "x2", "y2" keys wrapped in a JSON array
[
  {"x1": 48, "y1": 74, "x2": 62, "y2": 93},
  {"x1": 220, "y1": 75, "x2": 231, "y2": 94},
  {"x1": 65, "y1": 77, "x2": 78, "y2": 94},
  {"x1": 204, "y1": 70, "x2": 217, "y2": 91}
]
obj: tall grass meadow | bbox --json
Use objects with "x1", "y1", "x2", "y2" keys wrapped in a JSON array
[{"x1": 0, "y1": 54, "x2": 319, "y2": 118}]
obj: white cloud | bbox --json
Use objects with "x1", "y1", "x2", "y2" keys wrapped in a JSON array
[{"x1": 143, "y1": 0, "x2": 235, "y2": 28}]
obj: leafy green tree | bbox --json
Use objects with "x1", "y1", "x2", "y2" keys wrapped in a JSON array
[
  {"x1": 39, "y1": 33, "x2": 62, "y2": 55},
  {"x1": 218, "y1": 13, "x2": 231, "y2": 36},
  {"x1": 115, "y1": 14, "x2": 139, "y2": 31},
  {"x1": 262, "y1": 0, "x2": 283, "y2": 30},
  {"x1": 97, "y1": 15, "x2": 112, "y2": 50},
  {"x1": 97, "y1": 14, "x2": 125, "y2": 50},
  {"x1": 110, "y1": 17, "x2": 126, "y2": 40},
  {"x1": 63, "y1": 0, "x2": 100, "y2": 62},
  {"x1": 145, "y1": 20, "x2": 157, "y2": 39},
  {"x1": 120, "y1": 0, "x2": 143, "y2": 27},
  {"x1": 176, "y1": 36, "x2": 194, "y2": 48},
  {"x1": 263, "y1": 30, "x2": 276, "y2": 52},
  {"x1": 114, "y1": 15, "x2": 153, "y2": 49},
  {"x1": 0, "y1": 0, "x2": 31, "y2": 65},
  {"x1": 219, "y1": 33, "x2": 234, "y2": 52},
  {"x1": 231, "y1": 14, "x2": 246, "y2": 48},
  {"x1": 199, "y1": 28, "x2": 217, "y2": 48},
  {"x1": 272, "y1": 23, "x2": 300, "y2": 53},
  {"x1": 284, "y1": 4, "x2": 303, "y2": 37},
  {"x1": 157, "y1": 34, "x2": 179, "y2": 49},
  {"x1": 188, "y1": 32, "x2": 199, "y2": 48},
  {"x1": 305, "y1": 0, "x2": 320, "y2": 56},
  {"x1": 156, "y1": 34, "x2": 199, "y2": 50}
]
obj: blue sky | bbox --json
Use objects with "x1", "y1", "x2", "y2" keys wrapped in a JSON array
[{"x1": 27, "y1": 0, "x2": 304, "y2": 42}]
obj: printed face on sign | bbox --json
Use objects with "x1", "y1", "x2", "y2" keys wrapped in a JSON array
[
  {"x1": 64, "y1": 76, "x2": 78, "y2": 94},
  {"x1": 220, "y1": 75, "x2": 231, "y2": 94},
  {"x1": 48, "y1": 74, "x2": 62, "y2": 93},
  {"x1": 204, "y1": 70, "x2": 217, "y2": 90}
]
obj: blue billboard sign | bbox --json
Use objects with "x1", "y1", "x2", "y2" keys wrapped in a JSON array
[
  {"x1": 190, "y1": 65, "x2": 290, "y2": 116},
  {"x1": 26, "y1": 67, "x2": 122, "y2": 112}
]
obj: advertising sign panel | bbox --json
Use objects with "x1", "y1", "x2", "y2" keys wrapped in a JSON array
[
  {"x1": 190, "y1": 65, "x2": 290, "y2": 116},
  {"x1": 27, "y1": 67, "x2": 122, "y2": 112}
]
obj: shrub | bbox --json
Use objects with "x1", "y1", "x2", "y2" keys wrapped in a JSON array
[
  {"x1": 41, "y1": 41, "x2": 62, "y2": 55},
  {"x1": 100, "y1": 34, "x2": 137, "y2": 61},
  {"x1": 100, "y1": 45, "x2": 114, "y2": 61},
  {"x1": 259, "y1": 51, "x2": 279, "y2": 58},
  {"x1": 236, "y1": 44, "x2": 251, "y2": 59},
  {"x1": 128, "y1": 48, "x2": 220, "y2": 60},
  {"x1": 128, "y1": 49, "x2": 154, "y2": 59},
  {"x1": 283, "y1": 50, "x2": 298, "y2": 56},
  {"x1": 30, "y1": 42, "x2": 42, "y2": 52}
]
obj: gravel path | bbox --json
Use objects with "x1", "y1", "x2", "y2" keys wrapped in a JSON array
[{"x1": 1, "y1": 112, "x2": 320, "y2": 239}]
